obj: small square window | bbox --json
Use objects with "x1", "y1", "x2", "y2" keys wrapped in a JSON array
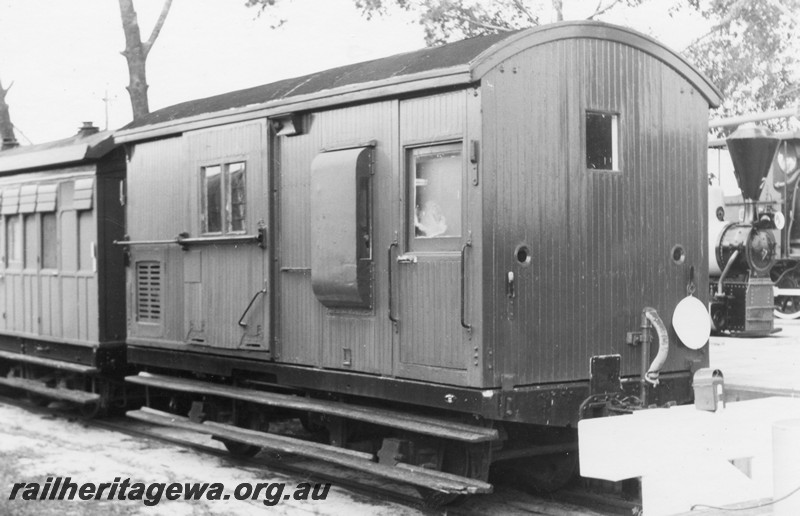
[{"x1": 586, "y1": 112, "x2": 619, "y2": 170}]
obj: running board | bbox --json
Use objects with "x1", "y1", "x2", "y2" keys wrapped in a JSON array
[
  {"x1": 0, "y1": 376, "x2": 100, "y2": 404},
  {"x1": 126, "y1": 373, "x2": 498, "y2": 443},
  {"x1": 127, "y1": 407, "x2": 493, "y2": 495},
  {"x1": 0, "y1": 350, "x2": 98, "y2": 374}
]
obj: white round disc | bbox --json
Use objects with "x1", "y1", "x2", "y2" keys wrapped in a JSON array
[{"x1": 672, "y1": 296, "x2": 711, "y2": 350}]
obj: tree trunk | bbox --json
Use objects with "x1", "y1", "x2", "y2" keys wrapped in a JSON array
[
  {"x1": 552, "y1": 0, "x2": 563, "y2": 21},
  {"x1": 118, "y1": 0, "x2": 173, "y2": 120},
  {"x1": 0, "y1": 77, "x2": 17, "y2": 149}
]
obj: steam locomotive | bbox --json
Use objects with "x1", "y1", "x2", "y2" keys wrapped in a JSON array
[
  {"x1": 708, "y1": 124, "x2": 781, "y2": 336},
  {"x1": 708, "y1": 123, "x2": 800, "y2": 334},
  {"x1": 0, "y1": 21, "x2": 721, "y2": 501}
]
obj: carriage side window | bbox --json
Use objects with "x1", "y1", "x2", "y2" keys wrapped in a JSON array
[
  {"x1": 586, "y1": 111, "x2": 619, "y2": 170},
  {"x1": 41, "y1": 213, "x2": 57, "y2": 269},
  {"x1": 23, "y1": 214, "x2": 36, "y2": 269},
  {"x1": 201, "y1": 161, "x2": 246, "y2": 234},
  {"x1": 410, "y1": 143, "x2": 463, "y2": 248},
  {"x1": 7, "y1": 215, "x2": 22, "y2": 268}
]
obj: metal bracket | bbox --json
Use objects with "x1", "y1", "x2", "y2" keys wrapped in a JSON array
[{"x1": 626, "y1": 331, "x2": 643, "y2": 346}]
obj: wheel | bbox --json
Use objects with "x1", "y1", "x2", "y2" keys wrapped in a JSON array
[
  {"x1": 416, "y1": 443, "x2": 471, "y2": 507},
  {"x1": 774, "y1": 272, "x2": 800, "y2": 319},
  {"x1": 520, "y1": 450, "x2": 579, "y2": 492},
  {"x1": 221, "y1": 409, "x2": 269, "y2": 458},
  {"x1": 27, "y1": 392, "x2": 51, "y2": 408}
]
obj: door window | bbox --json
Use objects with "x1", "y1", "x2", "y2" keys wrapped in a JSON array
[{"x1": 409, "y1": 142, "x2": 463, "y2": 251}]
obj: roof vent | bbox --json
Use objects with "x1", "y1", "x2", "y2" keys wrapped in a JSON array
[{"x1": 78, "y1": 121, "x2": 99, "y2": 137}]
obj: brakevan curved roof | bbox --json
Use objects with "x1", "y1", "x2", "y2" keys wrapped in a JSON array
[{"x1": 116, "y1": 21, "x2": 722, "y2": 143}]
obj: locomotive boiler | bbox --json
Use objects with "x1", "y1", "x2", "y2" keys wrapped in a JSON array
[
  {"x1": 114, "y1": 21, "x2": 719, "y2": 501},
  {"x1": 708, "y1": 124, "x2": 780, "y2": 336}
]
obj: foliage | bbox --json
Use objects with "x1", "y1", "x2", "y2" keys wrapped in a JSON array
[
  {"x1": 678, "y1": 0, "x2": 800, "y2": 131},
  {"x1": 345, "y1": 0, "x2": 799, "y2": 126},
  {"x1": 353, "y1": 0, "x2": 651, "y2": 45}
]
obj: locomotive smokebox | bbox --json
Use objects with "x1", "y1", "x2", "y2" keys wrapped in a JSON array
[{"x1": 726, "y1": 123, "x2": 780, "y2": 202}]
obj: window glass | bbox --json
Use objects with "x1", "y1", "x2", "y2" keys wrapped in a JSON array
[
  {"x1": 413, "y1": 145, "x2": 462, "y2": 239},
  {"x1": 41, "y1": 213, "x2": 57, "y2": 269},
  {"x1": 202, "y1": 165, "x2": 222, "y2": 233},
  {"x1": 24, "y1": 214, "x2": 36, "y2": 269},
  {"x1": 7, "y1": 215, "x2": 22, "y2": 267},
  {"x1": 60, "y1": 212, "x2": 77, "y2": 272},
  {"x1": 227, "y1": 162, "x2": 246, "y2": 233},
  {"x1": 78, "y1": 211, "x2": 94, "y2": 271},
  {"x1": 586, "y1": 112, "x2": 619, "y2": 170}
]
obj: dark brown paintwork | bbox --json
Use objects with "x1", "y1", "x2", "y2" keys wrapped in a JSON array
[{"x1": 121, "y1": 22, "x2": 717, "y2": 419}]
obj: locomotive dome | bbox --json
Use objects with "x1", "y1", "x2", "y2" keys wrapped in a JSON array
[{"x1": 116, "y1": 20, "x2": 721, "y2": 142}]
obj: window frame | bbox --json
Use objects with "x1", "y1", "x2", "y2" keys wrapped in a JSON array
[
  {"x1": 200, "y1": 159, "x2": 247, "y2": 236},
  {"x1": 585, "y1": 110, "x2": 620, "y2": 172},
  {"x1": 406, "y1": 140, "x2": 465, "y2": 253},
  {"x1": 6, "y1": 214, "x2": 22, "y2": 269},
  {"x1": 41, "y1": 212, "x2": 58, "y2": 270}
]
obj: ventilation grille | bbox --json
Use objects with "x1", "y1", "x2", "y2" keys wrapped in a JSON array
[{"x1": 136, "y1": 261, "x2": 162, "y2": 322}]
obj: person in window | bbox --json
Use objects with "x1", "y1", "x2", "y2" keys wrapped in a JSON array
[{"x1": 415, "y1": 200, "x2": 448, "y2": 237}]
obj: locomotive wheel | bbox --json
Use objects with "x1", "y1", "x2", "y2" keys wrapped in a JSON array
[
  {"x1": 416, "y1": 442, "x2": 470, "y2": 507},
  {"x1": 221, "y1": 409, "x2": 269, "y2": 458},
  {"x1": 774, "y1": 273, "x2": 800, "y2": 320}
]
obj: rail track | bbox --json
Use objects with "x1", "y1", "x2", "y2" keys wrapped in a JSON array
[{"x1": 0, "y1": 390, "x2": 637, "y2": 515}]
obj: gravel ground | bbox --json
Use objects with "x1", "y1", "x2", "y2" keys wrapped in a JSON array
[{"x1": 0, "y1": 403, "x2": 423, "y2": 516}]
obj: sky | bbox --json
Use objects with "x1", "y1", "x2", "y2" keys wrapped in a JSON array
[{"x1": 0, "y1": 0, "x2": 713, "y2": 144}]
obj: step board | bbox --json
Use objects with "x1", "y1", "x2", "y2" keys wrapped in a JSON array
[
  {"x1": 0, "y1": 349, "x2": 98, "y2": 374},
  {"x1": 0, "y1": 376, "x2": 100, "y2": 404},
  {"x1": 127, "y1": 373, "x2": 498, "y2": 443},
  {"x1": 127, "y1": 407, "x2": 492, "y2": 495}
]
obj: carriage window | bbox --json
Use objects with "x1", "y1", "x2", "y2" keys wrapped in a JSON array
[
  {"x1": 201, "y1": 162, "x2": 246, "y2": 234},
  {"x1": 41, "y1": 213, "x2": 57, "y2": 269},
  {"x1": 586, "y1": 112, "x2": 619, "y2": 170},
  {"x1": 78, "y1": 211, "x2": 94, "y2": 271},
  {"x1": 24, "y1": 214, "x2": 36, "y2": 269},
  {"x1": 411, "y1": 143, "x2": 462, "y2": 244},
  {"x1": 7, "y1": 215, "x2": 22, "y2": 267},
  {"x1": 201, "y1": 165, "x2": 222, "y2": 233}
]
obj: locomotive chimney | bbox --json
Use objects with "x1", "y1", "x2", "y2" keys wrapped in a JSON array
[
  {"x1": 726, "y1": 123, "x2": 779, "y2": 202},
  {"x1": 77, "y1": 121, "x2": 99, "y2": 137}
]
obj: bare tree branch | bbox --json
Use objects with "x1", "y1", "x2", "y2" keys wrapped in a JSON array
[
  {"x1": 587, "y1": 0, "x2": 623, "y2": 20},
  {"x1": 451, "y1": 12, "x2": 515, "y2": 33},
  {"x1": 143, "y1": 0, "x2": 174, "y2": 57},
  {"x1": 512, "y1": 0, "x2": 538, "y2": 24},
  {"x1": 682, "y1": 0, "x2": 748, "y2": 51}
]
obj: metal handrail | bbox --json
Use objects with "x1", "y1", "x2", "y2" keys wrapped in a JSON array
[
  {"x1": 115, "y1": 228, "x2": 266, "y2": 249},
  {"x1": 387, "y1": 242, "x2": 398, "y2": 324},
  {"x1": 238, "y1": 288, "x2": 267, "y2": 327},
  {"x1": 460, "y1": 238, "x2": 472, "y2": 332}
]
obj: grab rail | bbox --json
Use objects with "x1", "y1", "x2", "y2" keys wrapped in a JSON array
[
  {"x1": 238, "y1": 288, "x2": 267, "y2": 327},
  {"x1": 115, "y1": 228, "x2": 267, "y2": 249},
  {"x1": 387, "y1": 241, "x2": 399, "y2": 325},
  {"x1": 460, "y1": 236, "x2": 472, "y2": 332}
]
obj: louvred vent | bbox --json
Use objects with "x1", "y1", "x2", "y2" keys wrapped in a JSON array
[{"x1": 136, "y1": 261, "x2": 162, "y2": 322}]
